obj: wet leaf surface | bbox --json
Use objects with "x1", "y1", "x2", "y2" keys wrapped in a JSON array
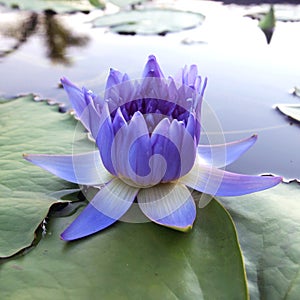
[
  {"x1": 0, "y1": 198, "x2": 248, "y2": 299},
  {"x1": 218, "y1": 182, "x2": 300, "y2": 299},
  {"x1": 0, "y1": 95, "x2": 248, "y2": 299},
  {"x1": 0, "y1": 95, "x2": 90, "y2": 257}
]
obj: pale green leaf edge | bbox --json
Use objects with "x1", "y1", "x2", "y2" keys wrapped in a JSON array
[{"x1": 277, "y1": 104, "x2": 300, "y2": 122}]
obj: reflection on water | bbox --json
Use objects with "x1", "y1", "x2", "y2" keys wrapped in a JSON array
[
  {"x1": 0, "y1": 3, "x2": 299, "y2": 181},
  {"x1": 0, "y1": 12, "x2": 38, "y2": 57},
  {"x1": 0, "y1": 10, "x2": 89, "y2": 65},
  {"x1": 261, "y1": 27, "x2": 274, "y2": 44},
  {"x1": 43, "y1": 10, "x2": 89, "y2": 65}
]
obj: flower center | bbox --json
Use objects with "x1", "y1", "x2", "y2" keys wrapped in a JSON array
[
  {"x1": 118, "y1": 175, "x2": 158, "y2": 189},
  {"x1": 110, "y1": 98, "x2": 191, "y2": 129}
]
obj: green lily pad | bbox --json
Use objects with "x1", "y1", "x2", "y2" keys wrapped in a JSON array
[
  {"x1": 0, "y1": 95, "x2": 89, "y2": 258},
  {"x1": 276, "y1": 104, "x2": 300, "y2": 122},
  {"x1": 0, "y1": 94, "x2": 248, "y2": 298},
  {"x1": 0, "y1": 0, "x2": 104, "y2": 13},
  {"x1": 0, "y1": 198, "x2": 248, "y2": 299},
  {"x1": 92, "y1": 8, "x2": 205, "y2": 35},
  {"x1": 258, "y1": 6, "x2": 275, "y2": 31},
  {"x1": 218, "y1": 182, "x2": 300, "y2": 299}
]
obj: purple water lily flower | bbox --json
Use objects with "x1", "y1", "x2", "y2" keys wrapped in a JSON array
[{"x1": 24, "y1": 55, "x2": 282, "y2": 241}]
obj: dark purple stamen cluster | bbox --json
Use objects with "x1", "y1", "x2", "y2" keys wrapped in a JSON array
[{"x1": 110, "y1": 98, "x2": 191, "y2": 125}]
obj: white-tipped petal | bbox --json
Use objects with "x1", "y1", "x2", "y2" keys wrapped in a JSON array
[
  {"x1": 138, "y1": 183, "x2": 196, "y2": 231},
  {"x1": 198, "y1": 134, "x2": 258, "y2": 168},
  {"x1": 24, "y1": 151, "x2": 113, "y2": 185},
  {"x1": 112, "y1": 112, "x2": 165, "y2": 187},
  {"x1": 179, "y1": 157, "x2": 282, "y2": 196},
  {"x1": 61, "y1": 178, "x2": 139, "y2": 240}
]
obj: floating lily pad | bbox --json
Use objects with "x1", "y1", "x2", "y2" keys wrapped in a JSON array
[
  {"x1": 245, "y1": 5, "x2": 300, "y2": 22},
  {"x1": 276, "y1": 104, "x2": 300, "y2": 122},
  {"x1": 0, "y1": 198, "x2": 248, "y2": 299},
  {"x1": 258, "y1": 5, "x2": 275, "y2": 31},
  {"x1": 218, "y1": 182, "x2": 300, "y2": 299},
  {"x1": 0, "y1": 0, "x2": 104, "y2": 13},
  {"x1": 0, "y1": 95, "x2": 91, "y2": 258},
  {"x1": 290, "y1": 86, "x2": 300, "y2": 98},
  {"x1": 92, "y1": 8, "x2": 205, "y2": 35},
  {"x1": 257, "y1": 6, "x2": 275, "y2": 44}
]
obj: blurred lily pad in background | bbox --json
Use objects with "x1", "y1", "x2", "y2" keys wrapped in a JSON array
[
  {"x1": 290, "y1": 86, "x2": 300, "y2": 98},
  {"x1": 92, "y1": 8, "x2": 205, "y2": 35},
  {"x1": 276, "y1": 104, "x2": 300, "y2": 123},
  {"x1": 245, "y1": 4, "x2": 300, "y2": 22},
  {"x1": 258, "y1": 5, "x2": 275, "y2": 43},
  {"x1": 0, "y1": 0, "x2": 105, "y2": 12}
]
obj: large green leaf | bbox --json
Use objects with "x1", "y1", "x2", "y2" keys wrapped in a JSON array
[
  {"x1": 0, "y1": 95, "x2": 247, "y2": 297},
  {"x1": 0, "y1": 199, "x2": 248, "y2": 299},
  {"x1": 0, "y1": 0, "x2": 104, "y2": 12},
  {"x1": 92, "y1": 9, "x2": 205, "y2": 35},
  {"x1": 218, "y1": 182, "x2": 300, "y2": 299},
  {"x1": 0, "y1": 95, "x2": 86, "y2": 257}
]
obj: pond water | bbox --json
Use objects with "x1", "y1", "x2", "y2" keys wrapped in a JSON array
[{"x1": 0, "y1": 1, "x2": 299, "y2": 181}]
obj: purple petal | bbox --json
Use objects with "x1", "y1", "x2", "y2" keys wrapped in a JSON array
[
  {"x1": 151, "y1": 119, "x2": 182, "y2": 182},
  {"x1": 200, "y1": 76, "x2": 208, "y2": 98},
  {"x1": 61, "y1": 178, "x2": 139, "y2": 241},
  {"x1": 82, "y1": 88, "x2": 102, "y2": 139},
  {"x1": 185, "y1": 65, "x2": 198, "y2": 87},
  {"x1": 61, "y1": 77, "x2": 99, "y2": 134},
  {"x1": 138, "y1": 183, "x2": 196, "y2": 231},
  {"x1": 111, "y1": 112, "x2": 161, "y2": 186},
  {"x1": 129, "y1": 135, "x2": 152, "y2": 177},
  {"x1": 167, "y1": 78, "x2": 179, "y2": 102},
  {"x1": 105, "y1": 68, "x2": 123, "y2": 90},
  {"x1": 198, "y1": 134, "x2": 258, "y2": 168},
  {"x1": 61, "y1": 77, "x2": 86, "y2": 118},
  {"x1": 114, "y1": 111, "x2": 152, "y2": 179},
  {"x1": 168, "y1": 119, "x2": 196, "y2": 178},
  {"x1": 112, "y1": 107, "x2": 127, "y2": 134},
  {"x1": 179, "y1": 159, "x2": 282, "y2": 196},
  {"x1": 23, "y1": 151, "x2": 113, "y2": 185},
  {"x1": 142, "y1": 55, "x2": 164, "y2": 78},
  {"x1": 96, "y1": 103, "x2": 116, "y2": 175},
  {"x1": 185, "y1": 113, "x2": 195, "y2": 137}
]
